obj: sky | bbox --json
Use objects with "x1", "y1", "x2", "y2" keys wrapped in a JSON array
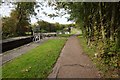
[{"x1": 0, "y1": 2, "x2": 74, "y2": 24}]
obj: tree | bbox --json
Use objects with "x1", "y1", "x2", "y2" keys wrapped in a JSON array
[
  {"x1": 2, "y1": 17, "x2": 17, "y2": 38},
  {"x1": 15, "y1": 2, "x2": 36, "y2": 36}
]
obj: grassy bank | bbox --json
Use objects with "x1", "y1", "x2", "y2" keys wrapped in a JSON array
[
  {"x1": 2, "y1": 38, "x2": 67, "y2": 78},
  {"x1": 78, "y1": 35, "x2": 119, "y2": 78},
  {"x1": 78, "y1": 35, "x2": 105, "y2": 77},
  {"x1": 78, "y1": 35, "x2": 96, "y2": 58}
]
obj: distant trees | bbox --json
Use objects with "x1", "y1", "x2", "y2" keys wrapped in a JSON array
[
  {"x1": 54, "y1": 2, "x2": 120, "y2": 77},
  {"x1": 37, "y1": 20, "x2": 71, "y2": 33},
  {"x1": 1, "y1": 1, "x2": 73, "y2": 39}
]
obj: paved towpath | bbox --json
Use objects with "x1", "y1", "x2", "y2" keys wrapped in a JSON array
[{"x1": 48, "y1": 36, "x2": 101, "y2": 78}]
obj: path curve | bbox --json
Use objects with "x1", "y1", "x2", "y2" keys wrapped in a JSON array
[{"x1": 48, "y1": 36, "x2": 101, "y2": 78}]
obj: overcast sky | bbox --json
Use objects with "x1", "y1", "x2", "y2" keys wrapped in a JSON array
[{"x1": 0, "y1": 2, "x2": 74, "y2": 24}]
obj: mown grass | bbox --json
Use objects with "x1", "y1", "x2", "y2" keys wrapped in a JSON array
[{"x1": 2, "y1": 38, "x2": 67, "y2": 78}]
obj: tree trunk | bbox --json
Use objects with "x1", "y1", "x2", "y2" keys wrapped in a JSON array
[
  {"x1": 99, "y1": 2, "x2": 105, "y2": 40},
  {"x1": 110, "y1": 3, "x2": 116, "y2": 41}
]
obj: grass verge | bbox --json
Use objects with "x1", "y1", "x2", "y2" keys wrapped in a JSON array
[
  {"x1": 78, "y1": 35, "x2": 103, "y2": 77},
  {"x1": 2, "y1": 38, "x2": 67, "y2": 78},
  {"x1": 78, "y1": 35, "x2": 119, "y2": 78},
  {"x1": 78, "y1": 35, "x2": 96, "y2": 58}
]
